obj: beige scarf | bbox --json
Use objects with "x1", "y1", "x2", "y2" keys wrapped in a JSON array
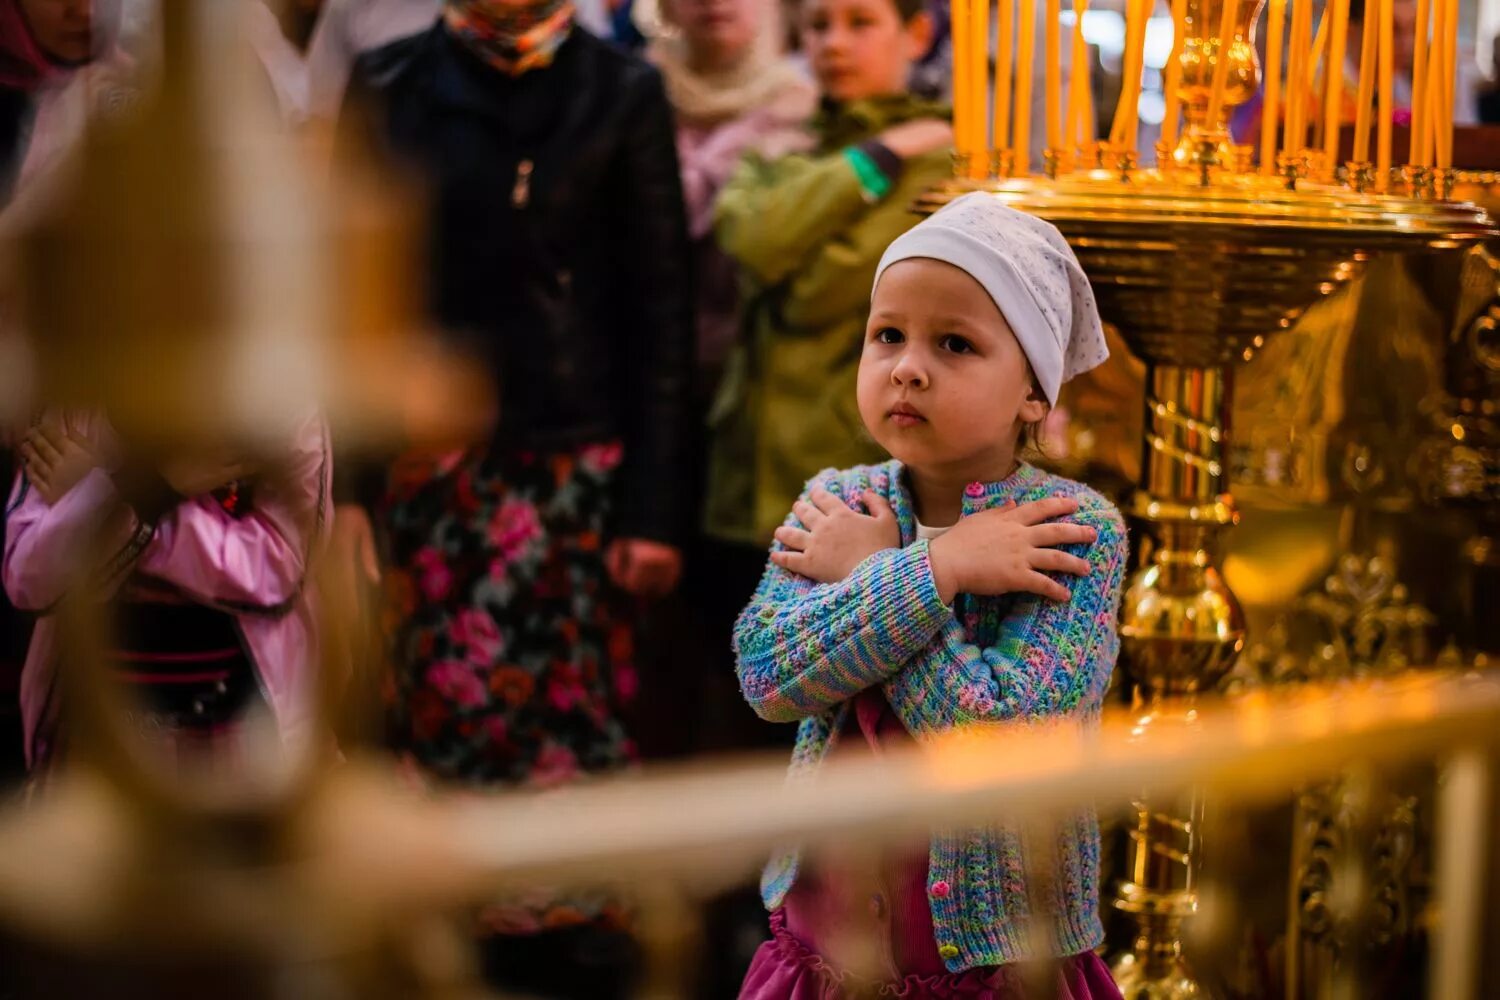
[{"x1": 642, "y1": 0, "x2": 813, "y2": 127}]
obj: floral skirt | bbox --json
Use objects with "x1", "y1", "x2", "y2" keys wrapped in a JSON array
[{"x1": 381, "y1": 441, "x2": 638, "y2": 789}]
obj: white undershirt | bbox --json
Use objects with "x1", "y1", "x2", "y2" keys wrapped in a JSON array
[{"x1": 915, "y1": 520, "x2": 954, "y2": 541}]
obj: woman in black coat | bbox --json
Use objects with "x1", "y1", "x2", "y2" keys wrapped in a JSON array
[{"x1": 342, "y1": 2, "x2": 695, "y2": 996}]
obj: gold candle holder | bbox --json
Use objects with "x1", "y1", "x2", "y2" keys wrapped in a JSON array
[
  {"x1": 1404, "y1": 164, "x2": 1435, "y2": 199},
  {"x1": 951, "y1": 151, "x2": 974, "y2": 181},
  {"x1": 1346, "y1": 160, "x2": 1375, "y2": 193},
  {"x1": 1431, "y1": 167, "x2": 1456, "y2": 201},
  {"x1": 1276, "y1": 151, "x2": 1309, "y2": 190},
  {"x1": 1043, "y1": 148, "x2": 1076, "y2": 179},
  {"x1": 989, "y1": 148, "x2": 1016, "y2": 179}
]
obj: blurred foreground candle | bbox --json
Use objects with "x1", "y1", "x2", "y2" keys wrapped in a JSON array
[
  {"x1": 1067, "y1": 0, "x2": 1092, "y2": 149},
  {"x1": 1377, "y1": 0, "x2": 1392, "y2": 187},
  {"x1": 1260, "y1": 0, "x2": 1287, "y2": 172},
  {"x1": 970, "y1": 0, "x2": 991, "y2": 177},
  {"x1": 1351, "y1": 0, "x2": 1376, "y2": 162},
  {"x1": 952, "y1": 0, "x2": 972, "y2": 160},
  {"x1": 1015, "y1": 0, "x2": 1036, "y2": 170},
  {"x1": 1204, "y1": 0, "x2": 1242, "y2": 130},
  {"x1": 1410, "y1": 0, "x2": 1429, "y2": 166},
  {"x1": 995, "y1": 0, "x2": 1015, "y2": 162},
  {"x1": 1321, "y1": 0, "x2": 1349, "y2": 173},
  {"x1": 1046, "y1": 0, "x2": 1061, "y2": 153},
  {"x1": 1436, "y1": 0, "x2": 1457, "y2": 169},
  {"x1": 1160, "y1": 0, "x2": 1188, "y2": 148}
]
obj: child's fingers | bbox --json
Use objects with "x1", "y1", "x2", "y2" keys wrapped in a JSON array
[
  {"x1": 26, "y1": 429, "x2": 63, "y2": 467},
  {"x1": 769, "y1": 549, "x2": 810, "y2": 577},
  {"x1": 808, "y1": 488, "x2": 844, "y2": 517},
  {"x1": 1029, "y1": 549, "x2": 1091, "y2": 577},
  {"x1": 1007, "y1": 497, "x2": 1080, "y2": 525},
  {"x1": 1027, "y1": 522, "x2": 1098, "y2": 548},
  {"x1": 791, "y1": 499, "x2": 825, "y2": 528},
  {"x1": 1021, "y1": 571, "x2": 1073, "y2": 602},
  {"x1": 862, "y1": 490, "x2": 895, "y2": 520},
  {"x1": 773, "y1": 525, "x2": 811, "y2": 552},
  {"x1": 18, "y1": 441, "x2": 48, "y2": 478}
]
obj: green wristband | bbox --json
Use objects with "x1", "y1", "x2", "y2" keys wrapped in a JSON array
[{"x1": 844, "y1": 146, "x2": 893, "y2": 203}]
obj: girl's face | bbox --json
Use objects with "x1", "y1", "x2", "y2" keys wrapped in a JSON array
[
  {"x1": 800, "y1": 0, "x2": 930, "y2": 102},
  {"x1": 857, "y1": 258, "x2": 1047, "y2": 478},
  {"x1": 668, "y1": 0, "x2": 760, "y2": 72},
  {"x1": 18, "y1": 0, "x2": 96, "y2": 64}
]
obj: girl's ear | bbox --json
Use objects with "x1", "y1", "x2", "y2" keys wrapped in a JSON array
[
  {"x1": 903, "y1": 10, "x2": 934, "y2": 61},
  {"x1": 1018, "y1": 386, "x2": 1048, "y2": 425}
]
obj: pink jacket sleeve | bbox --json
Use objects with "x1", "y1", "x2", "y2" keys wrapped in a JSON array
[
  {"x1": 131, "y1": 414, "x2": 331, "y2": 615},
  {"x1": 3, "y1": 466, "x2": 138, "y2": 612}
]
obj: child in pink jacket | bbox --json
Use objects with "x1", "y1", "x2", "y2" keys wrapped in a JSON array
[{"x1": 4, "y1": 409, "x2": 331, "y2": 770}]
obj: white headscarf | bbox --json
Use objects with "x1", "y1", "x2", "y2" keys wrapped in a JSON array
[{"x1": 873, "y1": 192, "x2": 1109, "y2": 405}]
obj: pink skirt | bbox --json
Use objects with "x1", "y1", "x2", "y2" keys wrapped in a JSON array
[{"x1": 739, "y1": 909, "x2": 1122, "y2": 1000}]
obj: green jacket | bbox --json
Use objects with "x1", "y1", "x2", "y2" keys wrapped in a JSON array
[{"x1": 704, "y1": 95, "x2": 953, "y2": 546}]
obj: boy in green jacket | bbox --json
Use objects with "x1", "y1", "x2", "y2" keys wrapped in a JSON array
[{"x1": 705, "y1": 0, "x2": 953, "y2": 549}]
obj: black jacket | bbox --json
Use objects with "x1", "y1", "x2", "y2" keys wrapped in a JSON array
[{"x1": 349, "y1": 26, "x2": 694, "y2": 545}]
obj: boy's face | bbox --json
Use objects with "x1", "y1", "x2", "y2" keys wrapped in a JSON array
[
  {"x1": 858, "y1": 257, "x2": 1047, "y2": 476},
  {"x1": 800, "y1": 0, "x2": 930, "y2": 102}
]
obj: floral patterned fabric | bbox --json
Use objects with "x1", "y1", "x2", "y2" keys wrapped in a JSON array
[{"x1": 381, "y1": 441, "x2": 639, "y2": 789}]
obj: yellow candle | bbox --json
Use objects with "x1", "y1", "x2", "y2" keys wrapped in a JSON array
[
  {"x1": 1437, "y1": 0, "x2": 1457, "y2": 169},
  {"x1": 1377, "y1": 0, "x2": 1393, "y2": 188},
  {"x1": 1352, "y1": 0, "x2": 1377, "y2": 162},
  {"x1": 995, "y1": 0, "x2": 1015, "y2": 159},
  {"x1": 1322, "y1": 0, "x2": 1349, "y2": 171},
  {"x1": 1260, "y1": 0, "x2": 1288, "y2": 172},
  {"x1": 971, "y1": 0, "x2": 991, "y2": 177},
  {"x1": 1283, "y1": 0, "x2": 1311, "y2": 157},
  {"x1": 1110, "y1": 0, "x2": 1145, "y2": 148},
  {"x1": 1162, "y1": 0, "x2": 1190, "y2": 148},
  {"x1": 1305, "y1": 6, "x2": 1330, "y2": 152},
  {"x1": 1046, "y1": 0, "x2": 1062, "y2": 152},
  {"x1": 1410, "y1": 0, "x2": 1430, "y2": 166},
  {"x1": 952, "y1": 0, "x2": 971, "y2": 161},
  {"x1": 1015, "y1": 0, "x2": 1036, "y2": 171},
  {"x1": 1066, "y1": 0, "x2": 1089, "y2": 149},
  {"x1": 1204, "y1": 0, "x2": 1242, "y2": 129}
]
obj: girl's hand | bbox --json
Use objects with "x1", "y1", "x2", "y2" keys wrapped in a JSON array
[
  {"x1": 20, "y1": 419, "x2": 98, "y2": 505},
  {"x1": 928, "y1": 497, "x2": 1097, "y2": 605},
  {"x1": 771, "y1": 488, "x2": 899, "y2": 584}
]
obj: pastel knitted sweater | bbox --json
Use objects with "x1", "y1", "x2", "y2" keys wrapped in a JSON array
[{"x1": 734, "y1": 459, "x2": 1128, "y2": 973}]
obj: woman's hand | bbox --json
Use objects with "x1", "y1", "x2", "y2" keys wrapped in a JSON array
[
  {"x1": 606, "y1": 538, "x2": 682, "y2": 599},
  {"x1": 20, "y1": 418, "x2": 98, "y2": 504},
  {"x1": 771, "y1": 488, "x2": 900, "y2": 584},
  {"x1": 928, "y1": 497, "x2": 1097, "y2": 605}
]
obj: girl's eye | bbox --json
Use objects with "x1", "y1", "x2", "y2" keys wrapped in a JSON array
[
  {"x1": 939, "y1": 334, "x2": 975, "y2": 355},
  {"x1": 809, "y1": 16, "x2": 828, "y2": 30},
  {"x1": 874, "y1": 327, "x2": 904, "y2": 344}
]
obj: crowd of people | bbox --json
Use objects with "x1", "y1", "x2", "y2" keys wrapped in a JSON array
[{"x1": 0, "y1": 1, "x2": 1496, "y2": 998}]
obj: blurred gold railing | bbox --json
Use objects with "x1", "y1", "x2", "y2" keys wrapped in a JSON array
[{"x1": 0, "y1": 670, "x2": 1496, "y2": 997}]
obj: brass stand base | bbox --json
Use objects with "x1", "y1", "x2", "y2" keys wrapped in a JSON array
[{"x1": 1111, "y1": 951, "x2": 1203, "y2": 999}]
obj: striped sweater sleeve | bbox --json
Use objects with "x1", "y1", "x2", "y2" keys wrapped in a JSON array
[
  {"x1": 734, "y1": 483, "x2": 953, "y2": 724},
  {"x1": 887, "y1": 504, "x2": 1130, "y2": 732}
]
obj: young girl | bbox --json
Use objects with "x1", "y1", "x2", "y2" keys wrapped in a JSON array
[
  {"x1": 734, "y1": 194, "x2": 1128, "y2": 998},
  {"x1": 5, "y1": 409, "x2": 329, "y2": 771}
]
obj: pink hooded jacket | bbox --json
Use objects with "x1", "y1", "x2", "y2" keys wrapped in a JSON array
[{"x1": 3, "y1": 410, "x2": 332, "y2": 767}]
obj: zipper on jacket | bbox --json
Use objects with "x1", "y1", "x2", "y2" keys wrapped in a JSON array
[{"x1": 512, "y1": 159, "x2": 533, "y2": 209}]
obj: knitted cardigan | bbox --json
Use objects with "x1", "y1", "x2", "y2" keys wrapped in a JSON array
[{"x1": 734, "y1": 459, "x2": 1128, "y2": 972}]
